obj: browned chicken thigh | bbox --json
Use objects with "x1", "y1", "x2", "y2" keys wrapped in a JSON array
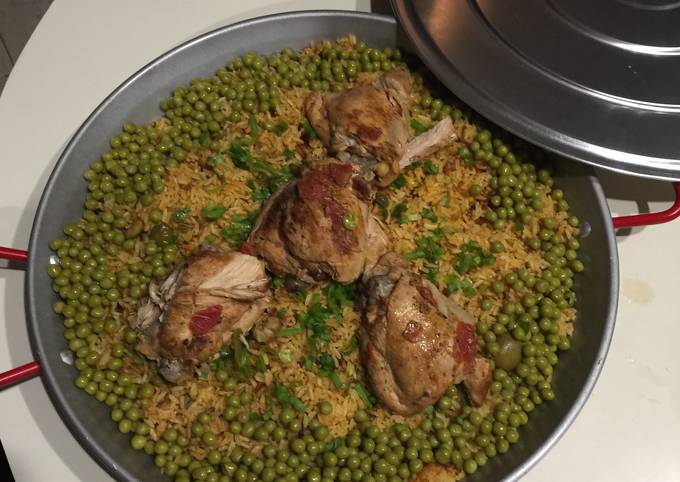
[
  {"x1": 247, "y1": 162, "x2": 389, "y2": 284},
  {"x1": 305, "y1": 70, "x2": 412, "y2": 168},
  {"x1": 305, "y1": 70, "x2": 456, "y2": 184},
  {"x1": 359, "y1": 254, "x2": 491, "y2": 415},
  {"x1": 133, "y1": 250, "x2": 270, "y2": 383}
]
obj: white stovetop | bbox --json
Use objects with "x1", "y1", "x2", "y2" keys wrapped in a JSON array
[{"x1": 1, "y1": 1, "x2": 679, "y2": 481}]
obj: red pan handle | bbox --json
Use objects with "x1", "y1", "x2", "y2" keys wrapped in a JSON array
[
  {"x1": 0, "y1": 247, "x2": 28, "y2": 262},
  {"x1": 0, "y1": 247, "x2": 40, "y2": 388},
  {"x1": 0, "y1": 361, "x2": 41, "y2": 388},
  {"x1": 612, "y1": 182, "x2": 680, "y2": 229},
  {"x1": 0, "y1": 183, "x2": 678, "y2": 389}
]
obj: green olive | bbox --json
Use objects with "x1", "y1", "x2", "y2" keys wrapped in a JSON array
[
  {"x1": 494, "y1": 333, "x2": 523, "y2": 370},
  {"x1": 149, "y1": 223, "x2": 176, "y2": 246}
]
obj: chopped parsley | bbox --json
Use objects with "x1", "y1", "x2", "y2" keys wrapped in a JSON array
[
  {"x1": 323, "y1": 281, "x2": 356, "y2": 319},
  {"x1": 272, "y1": 277, "x2": 285, "y2": 289},
  {"x1": 202, "y1": 201, "x2": 227, "y2": 220},
  {"x1": 227, "y1": 139, "x2": 294, "y2": 187},
  {"x1": 274, "y1": 121, "x2": 289, "y2": 135},
  {"x1": 299, "y1": 293, "x2": 332, "y2": 351},
  {"x1": 421, "y1": 209, "x2": 438, "y2": 223},
  {"x1": 247, "y1": 179, "x2": 273, "y2": 201},
  {"x1": 445, "y1": 274, "x2": 476, "y2": 297},
  {"x1": 173, "y1": 207, "x2": 190, "y2": 222},
  {"x1": 323, "y1": 438, "x2": 343, "y2": 453},
  {"x1": 283, "y1": 148, "x2": 295, "y2": 159},
  {"x1": 405, "y1": 228, "x2": 446, "y2": 263},
  {"x1": 220, "y1": 211, "x2": 257, "y2": 247},
  {"x1": 454, "y1": 240, "x2": 496, "y2": 275},
  {"x1": 425, "y1": 265, "x2": 439, "y2": 283},
  {"x1": 253, "y1": 186, "x2": 273, "y2": 201}
]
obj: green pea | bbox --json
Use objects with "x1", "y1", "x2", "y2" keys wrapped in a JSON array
[
  {"x1": 571, "y1": 259, "x2": 584, "y2": 272},
  {"x1": 354, "y1": 410, "x2": 369, "y2": 423},
  {"x1": 138, "y1": 383, "x2": 154, "y2": 399},
  {"x1": 314, "y1": 426, "x2": 329, "y2": 441},
  {"x1": 131, "y1": 434, "x2": 147, "y2": 450},
  {"x1": 202, "y1": 431, "x2": 216, "y2": 447},
  {"x1": 491, "y1": 281, "x2": 505, "y2": 294},
  {"x1": 192, "y1": 422, "x2": 205, "y2": 437},
  {"x1": 319, "y1": 401, "x2": 333, "y2": 415},
  {"x1": 468, "y1": 184, "x2": 482, "y2": 197}
]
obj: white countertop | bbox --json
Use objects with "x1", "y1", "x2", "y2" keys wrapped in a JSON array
[{"x1": 1, "y1": 1, "x2": 679, "y2": 481}]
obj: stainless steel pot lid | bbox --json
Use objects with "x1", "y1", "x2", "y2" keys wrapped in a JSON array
[{"x1": 391, "y1": 0, "x2": 680, "y2": 180}]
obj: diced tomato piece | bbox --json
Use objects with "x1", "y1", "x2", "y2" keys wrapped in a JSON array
[
  {"x1": 190, "y1": 305, "x2": 223, "y2": 335},
  {"x1": 454, "y1": 322, "x2": 476, "y2": 364},
  {"x1": 239, "y1": 241, "x2": 256, "y2": 255}
]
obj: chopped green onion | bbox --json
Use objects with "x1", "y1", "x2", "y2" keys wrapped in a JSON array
[
  {"x1": 410, "y1": 118, "x2": 429, "y2": 135},
  {"x1": 302, "y1": 119, "x2": 318, "y2": 139},
  {"x1": 283, "y1": 148, "x2": 295, "y2": 159},
  {"x1": 399, "y1": 213, "x2": 418, "y2": 224},
  {"x1": 249, "y1": 115, "x2": 261, "y2": 137},
  {"x1": 278, "y1": 350, "x2": 293, "y2": 363},
  {"x1": 316, "y1": 354, "x2": 343, "y2": 389},
  {"x1": 391, "y1": 202, "x2": 407, "y2": 219},
  {"x1": 272, "y1": 383, "x2": 305, "y2": 412},
  {"x1": 255, "y1": 355, "x2": 267, "y2": 373},
  {"x1": 352, "y1": 384, "x2": 375, "y2": 407},
  {"x1": 276, "y1": 325, "x2": 305, "y2": 337},
  {"x1": 389, "y1": 174, "x2": 406, "y2": 189},
  {"x1": 423, "y1": 159, "x2": 439, "y2": 175},
  {"x1": 231, "y1": 330, "x2": 251, "y2": 378}
]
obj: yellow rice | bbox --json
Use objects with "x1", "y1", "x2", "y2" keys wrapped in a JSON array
[{"x1": 98, "y1": 42, "x2": 579, "y2": 466}]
